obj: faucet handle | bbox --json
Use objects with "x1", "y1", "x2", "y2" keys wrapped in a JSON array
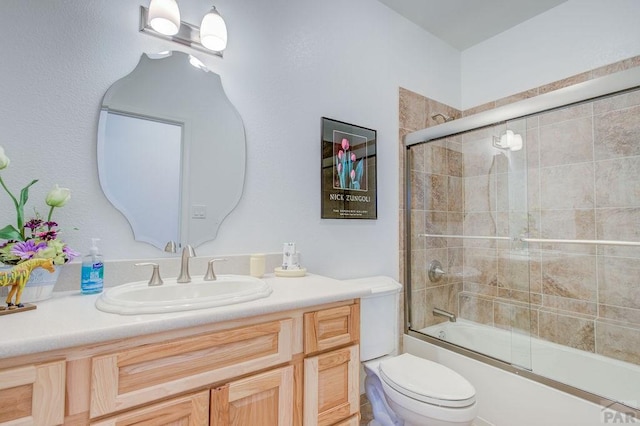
[
  {"x1": 135, "y1": 262, "x2": 163, "y2": 286},
  {"x1": 204, "y1": 258, "x2": 228, "y2": 281}
]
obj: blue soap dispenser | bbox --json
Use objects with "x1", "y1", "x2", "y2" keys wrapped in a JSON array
[{"x1": 81, "y1": 238, "x2": 104, "y2": 294}]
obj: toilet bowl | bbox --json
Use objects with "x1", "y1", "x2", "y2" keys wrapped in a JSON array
[
  {"x1": 346, "y1": 276, "x2": 478, "y2": 426},
  {"x1": 364, "y1": 354, "x2": 477, "y2": 426}
]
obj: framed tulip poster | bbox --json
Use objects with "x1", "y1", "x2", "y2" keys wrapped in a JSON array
[{"x1": 321, "y1": 117, "x2": 377, "y2": 219}]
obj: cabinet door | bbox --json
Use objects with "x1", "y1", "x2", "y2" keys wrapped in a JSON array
[
  {"x1": 0, "y1": 360, "x2": 65, "y2": 426},
  {"x1": 211, "y1": 365, "x2": 294, "y2": 426},
  {"x1": 90, "y1": 391, "x2": 209, "y2": 426},
  {"x1": 304, "y1": 304, "x2": 359, "y2": 355},
  {"x1": 304, "y1": 345, "x2": 359, "y2": 426}
]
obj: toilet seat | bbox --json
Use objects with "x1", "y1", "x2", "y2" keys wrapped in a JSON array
[{"x1": 379, "y1": 353, "x2": 476, "y2": 408}]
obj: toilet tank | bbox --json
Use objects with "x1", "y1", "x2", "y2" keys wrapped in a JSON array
[{"x1": 344, "y1": 276, "x2": 402, "y2": 362}]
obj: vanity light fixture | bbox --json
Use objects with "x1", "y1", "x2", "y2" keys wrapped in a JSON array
[
  {"x1": 140, "y1": 2, "x2": 227, "y2": 58},
  {"x1": 147, "y1": 0, "x2": 181, "y2": 35}
]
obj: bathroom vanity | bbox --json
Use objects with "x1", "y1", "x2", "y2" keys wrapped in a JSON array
[{"x1": 0, "y1": 274, "x2": 368, "y2": 426}]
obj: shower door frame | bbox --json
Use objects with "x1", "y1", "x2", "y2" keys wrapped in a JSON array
[{"x1": 403, "y1": 66, "x2": 640, "y2": 415}]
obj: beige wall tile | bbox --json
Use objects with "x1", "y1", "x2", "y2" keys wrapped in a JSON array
[
  {"x1": 424, "y1": 210, "x2": 448, "y2": 249},
  {"x1": 410, "y1": 170, "x2": 426, "y2": 210},
  {"x1": 446, "y1": 143, "x2": 464, "y2": 177},
  {"x1": 594, "y1": 105, "x2": 640, "y2": 160},
  {"x1": 542, "y1": 294, "x2": 597, "y2": 316},
  {"x1": 425, "y1": 173, "x2": 448, "y2": 211},
  {"x1": 459, "y1": 293, "x2": 494, "y2": 325},
  {"x1": 539, "y1": 163, "x2": 594, "y2": 210},
  {"x1": 599, "y1": 304, "x2": 640, "y2": 327},
  {"x1": 542, "y1": 253, "x2": 597, "y2": 302},
  {"x1": 539, "y1": 117, "x2": 594, "y2": 167},
  {"x1": 494, "y1": 301, "x2": 538, "y2": 336},
  {"x1": 595, "y1": 207, "x2": 640, "y2": 258},
  {"x1": 597, "y1": 255, "x2": 640, "y2": 310},
  {"x1": 463, "y1": 247, "x2": 498, "y2": 290},
  {"x1": 399, "y1": 87, "x2": 426, "y2": 131},
  {"x1": 539, "y1": 209, "x2": 596, "y2": 254},
  {"x1": 595, "y1": 157, "x2": 640, "y2": 208},
  {"x1": 465, "y1": 174, "x2": 496, "y2": 212},
  {"x1": 425, "y1": 143, "x2": 448, "y2": 175},
  {"x1": 448, "y1": 176, "x2": 464, "y2": 212},
  {"x1": 463, "y1": 212, "x2": 498, "y2": 248},
  {"x1": 538, "y1": 310, "x2": 595, "y2": 352},
  {"x1": 595, "y1": 321, "x2": 640, "y2": 365}
]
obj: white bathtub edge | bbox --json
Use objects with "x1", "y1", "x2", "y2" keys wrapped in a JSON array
[{"x1": 403, "y1": 334, "x2": 612, "y2": 426}]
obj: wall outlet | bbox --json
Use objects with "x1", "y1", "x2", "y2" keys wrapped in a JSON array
[{"x1": 192, "y1": 204, "x2": 206, "y2": 219}]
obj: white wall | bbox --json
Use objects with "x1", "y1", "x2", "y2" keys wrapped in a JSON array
[
  {"x1": 0, "y1": 0, "x2": 460, "y2": 283},
  {"x1": 461, "y1": 0, "x2": 640, "y2": 109}
]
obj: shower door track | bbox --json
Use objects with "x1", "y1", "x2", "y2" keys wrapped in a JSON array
[{"x1": 419, "y1": 234, "x2": 640, "y2": 247}]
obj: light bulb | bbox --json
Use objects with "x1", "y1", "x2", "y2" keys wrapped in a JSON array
[
  {"x1": 200, "y1": 6, "x2": 227, "y2": 51},
  {"x1": 148, "y1": 0, "x2": 181, "y2": 36}
]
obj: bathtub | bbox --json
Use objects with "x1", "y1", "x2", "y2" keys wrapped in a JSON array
[{"x1": 419, "y1": 319, "x2": 640, "y2": 410}]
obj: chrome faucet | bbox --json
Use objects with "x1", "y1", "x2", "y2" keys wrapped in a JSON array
[
  {"x1": 433, "y1": 307, "x2": 456, "y2": 322},
  {"x1": 177, "y1": 245, "x2": 196, "y2": 283}
]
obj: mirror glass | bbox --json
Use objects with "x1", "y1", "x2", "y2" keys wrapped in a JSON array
[{"x1": 97, "y1": 51, "x2": 246, "y2": 250}]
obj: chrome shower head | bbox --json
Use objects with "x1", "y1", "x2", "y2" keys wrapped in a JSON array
[{"x1": 431, "y1": 113, "x2": 454, "y2": 123}]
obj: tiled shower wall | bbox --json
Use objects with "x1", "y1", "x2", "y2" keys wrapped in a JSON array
[{"x1": 400, "y1": 55, "x2": 640, "y2": 366}]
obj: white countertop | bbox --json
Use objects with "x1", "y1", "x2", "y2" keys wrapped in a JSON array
[{"x1": 0, "y1": 274, "x2": 375, "y2": 360}]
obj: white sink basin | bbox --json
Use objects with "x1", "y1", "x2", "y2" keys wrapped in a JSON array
[{"x1": 95, "y1": 275, "x2": 272, "y2": 315}]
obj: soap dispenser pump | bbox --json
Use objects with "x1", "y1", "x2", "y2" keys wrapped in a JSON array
[{"x1": 81, "y1": 238, "x2": 104, "y2": 294}]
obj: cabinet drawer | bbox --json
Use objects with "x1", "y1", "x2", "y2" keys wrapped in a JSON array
[
  {"x1": 304, "y1": 345, "x2": 359, "y2": 426},
  {"x1": 90, "y1": 318, "x2": 294, "y2": 418},
  {"x1": 90, "y1": 390, "x2": 209, "y2": 426},
  {"x1": 0, "y1": 360, "x2": 65, "y2": 426},
  {"x1": 304, "y1": 303, "x2": 359, "y2": 354}
]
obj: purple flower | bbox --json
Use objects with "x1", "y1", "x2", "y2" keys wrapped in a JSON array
[
  {"x1": 351, "y1": 153, "x2": 356, "y2": 162},
  {"x1": 63, "y1": 246, "x2": 80, "y2": 262},
  {"x1": 25, "y1": 218, "x2": 43, "y2": 230},
  {"x1": 37, "y1": 230, "x2": 57, "y2": 241},
  {"x1": 341, "y1": 138, "x2": 349, "y2": 150},
  {"x1": 10, "y1": 240, "x2": 47, "y2": 260}
]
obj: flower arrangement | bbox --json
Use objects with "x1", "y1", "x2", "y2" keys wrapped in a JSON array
[
  {"x1": 0, "y1": 145, "x2": 79, "y2": 266},
  {"x1": 335, "y1": 138, "x2": 364, "y2": 190}
]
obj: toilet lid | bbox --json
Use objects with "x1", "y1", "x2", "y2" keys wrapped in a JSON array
[{"x1": 379, "y1": 353, "x2": 476, "y2": 408}]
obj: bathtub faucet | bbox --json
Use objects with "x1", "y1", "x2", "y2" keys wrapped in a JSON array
[{"x1": 433, "y1": 308, "x2": 456, "y2": 322}]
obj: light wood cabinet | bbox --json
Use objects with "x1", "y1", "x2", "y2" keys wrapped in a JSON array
[
  {"x1": 211, "y1": 365, "x2": 294, "y2": 426},
  {"x1": 304, "y1": 345, "x2": 359, "y2": 426},
  {"x1": 0, "y1": 360, "x2": 65, "y2": 426},
  {"x1": 304, "y1": 304, "x2": 359, "y2": 355},
  {"x1": 303, "y1": 303, "x2": 360, "y2": 426},
  {"x1": 0, "y1": 298, "x2": 360, "y2": 426},
  {"x1": 90, "y1": 391, "x2": 209, "y2": 426}
]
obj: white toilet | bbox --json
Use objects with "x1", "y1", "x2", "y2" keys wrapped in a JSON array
[{"x1": 349, "y1": 276, "x2": 478, "y2": 426}]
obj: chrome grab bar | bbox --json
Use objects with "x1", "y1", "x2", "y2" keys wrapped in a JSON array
[{"x1": 419, "y1": 234, "x2": 640, "y2": 247}]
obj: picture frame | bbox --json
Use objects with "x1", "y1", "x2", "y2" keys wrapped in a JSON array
[{"x1": 321, "y1": 117, "x2": 377, "y2": 219}]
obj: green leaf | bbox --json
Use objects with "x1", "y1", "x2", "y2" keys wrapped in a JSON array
[
  {"x1": 0, "y1": 224, "x2": 24, "y2": 241},
  {"x1": 17, "y1": 179, "x2": 38, "y2": 231}
]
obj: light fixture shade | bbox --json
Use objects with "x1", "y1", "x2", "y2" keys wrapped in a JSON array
[
  {"x1": 200, "y1": 7, "x2": 227, "y2": 51},
  {"x1": 148, "y1": 0, "x2": 181, "y2": 36}
]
